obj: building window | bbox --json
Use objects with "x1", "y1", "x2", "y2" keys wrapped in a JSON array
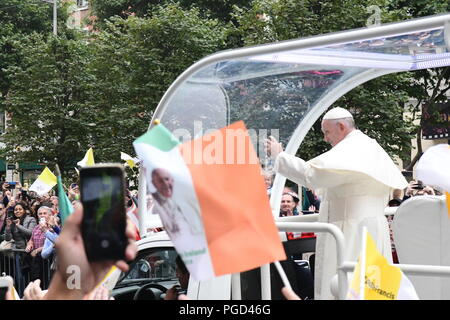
[{"x1": 77, "y1": 0, "x2": 88, "y2": 8}]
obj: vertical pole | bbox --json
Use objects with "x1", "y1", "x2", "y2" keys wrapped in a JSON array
[
  {"x1": 359, "y1": 226, "x2": 367, "y2": 300},
  {"x1": 53, "y1": 0, "x2": 57, "y2": 36},
  {"x1": 231, "y1": 273, "x2": 241, "y2": 300},
  {"x1": 138, "y1": 166, "x2": 147, "y2": 236},
  {"x1": 260, "y1": 264, "x2": 271, "y2": 300}
]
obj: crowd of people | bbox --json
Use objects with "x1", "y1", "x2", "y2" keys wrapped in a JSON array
[{"x1": 0, "y1": 181, "x2": 81, "y2": 295}]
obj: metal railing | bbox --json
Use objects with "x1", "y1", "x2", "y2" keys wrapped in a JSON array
[
  {"x1": 0, "y1": 249, "x2": 53, "y2": 296},
  {"x1": 276, "y1": 220, "x2": 450, "y2": 300}
]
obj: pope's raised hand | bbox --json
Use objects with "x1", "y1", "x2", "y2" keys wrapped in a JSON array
[{"x1": 264, "y1": 136, "x2": 284, "y2": 159}]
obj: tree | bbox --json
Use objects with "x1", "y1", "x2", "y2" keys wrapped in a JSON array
[
  {"x1": 231, "y1": 0, "x2": 439, "y2": 163},
  {"x1": 1, "y1": 34, "x2": 95, "y2": 175},
  {"x1": 0, "y1": 0, "x2": 71, "y2": 111},
  {"x1": 90, "y1": 0, "x2": 249, "y2": 22},
  {"x1": 71, "y1": 3, "x2": 230, "y2": 164},
  {"x1": 387, "y1": 0, "x2": 450, "y2": 169}
]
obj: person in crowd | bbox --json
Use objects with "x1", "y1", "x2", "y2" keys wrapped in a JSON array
[
  {"x1": 265, "y1": 106, "x2": 408, "y2": 299},
  {"x1": 263, "y1": 170, "x2": 274, "y2": 196},
  {"x1": 50, "y1": 196, "x2": 59, "y2": 215},
  {"x1": 385, "y1": 188, "x2": 404, "y2": 263},
  {"x1": 388, "y1": 188, "x2": 403, "y2": 207},
  {"x1": 4, "y1": 202, "x2": 37, "y2": 295},
  {"x1": 29, "y1": 200, "x2": 41, "y2": 221},
  {"x1": 26, "y1": 206, "x2": 54, "y2": 289},
  {"x1": 0, "y1": 203, "x2": 6, "y2": 242},
  {"x1": 164, "y1": 255, "x2": 190, "y2": 300},
  {"x1": 279, "y1": 192, "x2": 298, "y2": 217},
  {"x1": 280, "y1": 192, "x2": 315, "y2": 240},
  {"x1": 301, "y1": 187, "x2": 321, "y2": 213},
  {"x1": 403, "y1": 180, "x2": 435, "y2": 200},
  {"x1": 2, "y1": 185, "x2": 12, "y2": 208},
  {"x1": 68, "y1": 183, "x2": 80, "y2": 202},
  {"x1": 5, "y1": 198, "x2": 16, "y2": 218},
  {"x1": 41, "y1": 201, "x2": 136, "y2": 299},
  {"x1": 41, "y1": 214, "x2": 60, "y2": 258}
]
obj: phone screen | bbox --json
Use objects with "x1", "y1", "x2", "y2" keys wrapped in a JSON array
[{"x1": 80, "y1": 165, "x2": 128, "y2": 262}]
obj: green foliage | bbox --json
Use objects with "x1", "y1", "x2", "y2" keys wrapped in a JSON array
[
  {"x1": 231, "y1": 0, "x2": 441, "y2": 163},
  {"x1": 1, "y1": 3, "x2": 229, "y2": 175},
  {"x1": 1, "y1": 34, "x2": 94, "y2": 175},
  {"x1": 0, "y1": 0, "x2": 73, "y2": 110},
  {"x1": 90, "y1": 0, "x2": 250, "y2": 22},
  {"x1": 2, "y1": 0, "x2": 449, "y2": 176},
  {"x1": 85, "y1": 4, "x2": 229, "y2": 163}
]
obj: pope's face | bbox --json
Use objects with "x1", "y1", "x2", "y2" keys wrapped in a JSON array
[
  {"x1": 321, "y1": 119, "x2": 346, "y2": 147},
  {"x1": 152, "y1": 169, "x2": 174, "y2": 198}
]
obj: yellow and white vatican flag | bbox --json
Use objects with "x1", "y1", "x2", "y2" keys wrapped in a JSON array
[
  {"x1": 29, "y1": 167, "x2": 57, "y2": 196},
  {"x1": 416, "y1": 144, "x2": 450, "y2": 217},
  {"x1": 95, "y1": 266, "x2": 122, "y2": 292},
  {"x1": 120, "y1": 152, "x2": 140, "y2": 169},
  {"x1": 77, "y1": 147, "x2": 95, "y2": 167},
  {"x1": 11, "y1": 285, "x2": 20, "y2": 300},
  {"x1": 347, "y1": 227, "x2": 419, "y2": 300}
]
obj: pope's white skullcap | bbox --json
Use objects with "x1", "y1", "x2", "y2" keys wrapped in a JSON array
[{"x1": 323, "y1": 107, "x2": 353, "y2": 120}]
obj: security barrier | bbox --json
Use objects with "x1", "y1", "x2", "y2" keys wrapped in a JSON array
[{"x1": 0, "y1": 249, "x2": 53, "y2": 297}]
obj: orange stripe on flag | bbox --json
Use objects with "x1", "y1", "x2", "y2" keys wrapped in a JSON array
[{"x1": 180, "y1": 121, "x2": 286, "y2": 276}]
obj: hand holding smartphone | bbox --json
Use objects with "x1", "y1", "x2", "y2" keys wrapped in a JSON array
[{"x1": 80, "y1": 164, "x2": 128, "y2": 262}]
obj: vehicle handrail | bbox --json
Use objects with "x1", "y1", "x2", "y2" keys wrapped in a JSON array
[
  {"x1": 275, "y1": 214, "x2": 320, "y2": 223},
  {"x1": 275, "y1": 222, "x2": 347, "y2": 300}
]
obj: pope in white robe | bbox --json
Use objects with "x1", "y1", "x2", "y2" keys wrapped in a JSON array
[{"x1": 267, "y1": 107, "x2": 408, "y2": 300}]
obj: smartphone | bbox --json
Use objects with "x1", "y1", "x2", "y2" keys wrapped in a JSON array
[
  {"x1": 80, "y1": 164, "x2": 128, "y2": 262},
  {"x1": 39, "y1": 217, "x2": 46, "y2": 226},
  {"x1": 412, "y1": 180, "x2": 424, "y2": 190},
  {"x1": 6, "y1": 182, "x2": 16, "y2": 190},
  {"x1": 0, "y1": 276, "x2": 14, "y2": 300}
]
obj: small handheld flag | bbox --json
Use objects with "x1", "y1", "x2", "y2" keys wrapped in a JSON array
[
  {"x1": 347, "y1": 228, "x2": 419, "y2": 300},
  {"x1": 29, "y1": 167, "x2": 57, "y2": 195},
  {"x1": 120, "y1": 152, "x2": 140, "y2": 169},
  {"x1": 77, "y1": 148, "x2": 95, "y2": 167},
  {"x1": 133, "y1": 121, "x2": 286, "y2": 281},
  {"x1": 55, "y1": 164, "x2": 74, "y2": 226}
]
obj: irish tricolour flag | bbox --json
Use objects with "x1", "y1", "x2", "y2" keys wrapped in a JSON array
[{"x1": 133, "y1": 121, "x2": 286, "y2": 281}]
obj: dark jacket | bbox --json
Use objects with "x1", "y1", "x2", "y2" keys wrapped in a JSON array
[{"x1": 5, "y1": 215, "x2": 37, "y2": 249}]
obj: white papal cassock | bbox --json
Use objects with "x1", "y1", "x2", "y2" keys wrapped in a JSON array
[{"x1": 274, "y1": 130, "x2": 408, "y2": 299}]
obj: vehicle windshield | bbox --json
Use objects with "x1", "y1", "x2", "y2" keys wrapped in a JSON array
[
  {"x1": 117, "y1": 247, "x2": 178, "y2": 284},
  {"x1": 151, "y1": 14, "x2": 450, "y2": 217}
]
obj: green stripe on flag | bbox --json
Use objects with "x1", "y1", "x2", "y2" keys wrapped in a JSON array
[
  {"x1": 57, "y1": 175, "x2": 74, "y2": 226},
  {"x1": 135, "y1": 124, "x2": 180, "y2": 151}
]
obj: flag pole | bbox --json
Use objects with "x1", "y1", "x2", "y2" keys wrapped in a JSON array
[
  {"x1": 359, "y1": 226, "x2": 368, "y2": 300},
  {"x1": 274, "y1": 261, "x2": 293, "y2": 291},
  {"x1": 136, "y1": 119, "x2": 162, "y2": 236}
]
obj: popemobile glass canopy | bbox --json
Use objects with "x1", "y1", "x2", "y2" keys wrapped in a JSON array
[{"x1": 150, "y1": 13, "x2": 450, "y2": 213}]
